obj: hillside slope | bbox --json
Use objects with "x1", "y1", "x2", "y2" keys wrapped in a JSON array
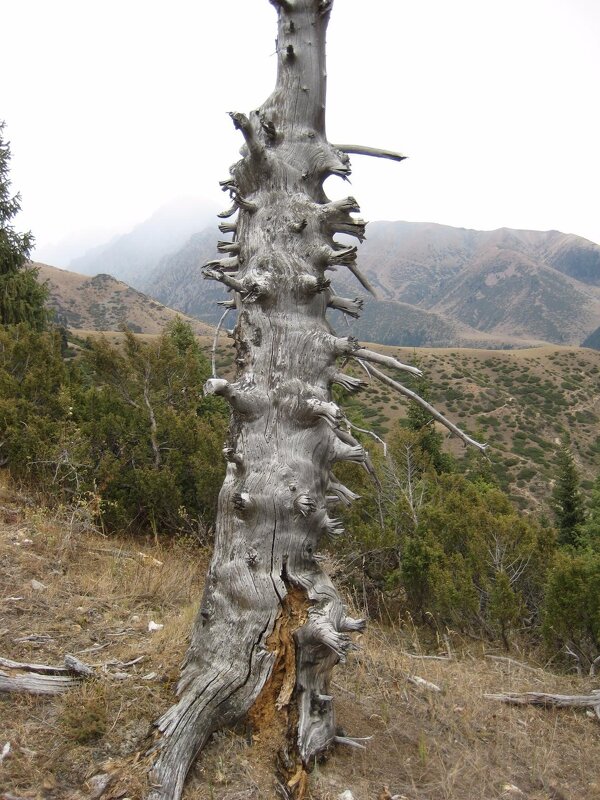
[
  {"x1": 38, "y1": 262, "x2": 213, "y2": 335},
  {"x1": 206, "y1": 336, "x2": 600, "y2": 511},
  {"x1": 146, "y1": 221, "x2": 600, "y2": 348},
  {"x1": 356, "y1": 223, "x2": 600, "y2": 345}
]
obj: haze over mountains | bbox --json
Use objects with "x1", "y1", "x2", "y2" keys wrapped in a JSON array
[
  {"x1": 48, "y1": 205, "x2": 600, "y2": 349},
  {"x1": 67, "y1": 197, "x2": 216, "y2": 287}
]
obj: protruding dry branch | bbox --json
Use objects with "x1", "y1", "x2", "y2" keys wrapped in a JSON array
[
  {"x1": 323, "y1": 196, "x2": 361, "y2": 215},
  {"x1": 344, "y1": 262, "x2": 378, "y2": 297},
  {"x1": 229, "y1": 112, "x2": 264, "y2": 159},
  {"x1": 202, "y1": 269, "x2": 244, "y2": 293},
  {"x1": 361, "y1": 361, "x2": 487, "y2": 452},
  {"x1": 333, "y1": 144, "x2": 407, "y2": 163},
  {"x1": 333, "y1": 735, "x2": 372, "y2": 750},
  {"x1": 330, "y1": 219, "x2": 367, "y2": 241},
  {"x1": 331, "y1": 372, "x2": 366, "y2": 393},
  {"x1": 306, "y1": 398, "x2": 343, "y2": 428},
  {"x1": 328, "y1": 295, "x2": 364, "y2": 318},
  {"x1": 322, "y1": 245, "x2": 357, "y2": 267},
  {"x1": 217, "y1": 203, "x2": 238, "y2": 219},
  {"x1": 211, "y1": 308, "x2": 232, "y2": 378},
  {"x1": 327, "y1": 473, "x2": 360, "y2": 506},
  {"x1": 204, "y1": 256, "x2": 240, "y2": 272},
  {"x1": 344, "y1": 417, "x2": 387, "y2": 456},
  {"x1": 354, "y1": 348, "x2": 423, "y2": 377},
  {"x1": 218, "y1": 221, "x2": 237, "y2": 235},
  {"x1": 217, "y1": 240, "x2": 241, "y2": 254}
]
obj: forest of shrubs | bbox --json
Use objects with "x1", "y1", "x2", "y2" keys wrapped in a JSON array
[{"x1": 1, "y1": 119, "x2": 599, "y2": 673}]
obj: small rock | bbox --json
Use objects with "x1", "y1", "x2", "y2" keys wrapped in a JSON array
[
  {"x1": 130, "y1": 614, "x2": 141, "y2": 623},
  {"x1": 88, "y1": 773, "x2": 114, "y2": 799},
  {"x1": 339, "y1": 792, "x2": 355, "y2": 800},
  {"x1": 30, "y1": 579, "x2": 47, "y2": 591},
  {"x1": 110, "y1": 671, "x2": 130, "y2": 681},
  {"x1": 0, "y1": 741, "x2": 11, "y2": 763},
  {"x1": 148, "y1": 621, "x2": 163, "y2": 632},
  {"x1": 501, "y1": 785, "x2": 525, "y2": 797}
]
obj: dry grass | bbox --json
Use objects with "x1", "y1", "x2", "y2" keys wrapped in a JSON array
[{"x1": 1, "y1": 477, "x2": 599, "y2": 800}]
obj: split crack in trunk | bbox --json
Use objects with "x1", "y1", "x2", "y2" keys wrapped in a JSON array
[{"x1": 248, "y1": 584, "x2": 312, "y2": 797}]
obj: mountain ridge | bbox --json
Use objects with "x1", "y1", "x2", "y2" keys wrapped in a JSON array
[
  {"x1": 37, "y1": 262, "x2": 213, "y2": 336},
  {"x1": 144, "y1": 220, "x2": 600, "y2": 348}
]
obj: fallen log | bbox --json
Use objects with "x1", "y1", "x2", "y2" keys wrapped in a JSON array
[
  {"x1": 485, "y1": 690, "x2": 600, "y2": 720},
  {"x1": 0, "y1": 654, "x2": 93, "y2": 695}
]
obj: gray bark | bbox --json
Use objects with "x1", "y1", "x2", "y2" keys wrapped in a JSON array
[
  {"x1": 0, "y1": 655, "x2": 92, "y2": 694},
  {"x1": 148, "y1": 2, "x2": 483, "y2": 798}
]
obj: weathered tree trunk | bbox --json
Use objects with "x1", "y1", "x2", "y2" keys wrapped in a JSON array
[{"x1": 148, "y1": 3, "x2": 484, "y2": 798}]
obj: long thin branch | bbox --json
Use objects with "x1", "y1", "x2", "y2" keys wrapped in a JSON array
[
  {"x1": 143, "y1": 366, "x2": 161, "y2": 469},
  {"x1": 354, "y1": 348, "x2": 422, "y2": 377},
  {"x1": 358, "y1": 360, "x2": 487, "y2": 452},
  {"x1": 345, "y1": 262, "x2": 378, "y2": 297},
  {"x1": 212, "y1": 308, "x2": 232, "y2": 379},
  {"x1": 333, "y1": 144, "x2": 407, "y2": 163},
  {"x1": 344, "y1": 417, "x2": 387, "y2": 457}
]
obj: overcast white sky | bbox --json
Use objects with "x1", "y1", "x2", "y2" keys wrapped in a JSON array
[{"x1": 3, "y1": 0, "x2": 600, "y2": 262}]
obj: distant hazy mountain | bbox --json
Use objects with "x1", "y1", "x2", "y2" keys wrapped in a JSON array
[
  {"x1": 354, "y1": 222, "x2": 600, "y2": 345},
  {"x1": 37, "y1": 263, "x2": 213, "y2": 336},
  {"x1": 144, "y1": 228, "x2": 226, "y2": 326},
  {"x1": 68, "y1": 197, "x2": 216, "y2": 287},
  {"x1": 583, "y1": 327, "x2": 600, "y2": 350},
  {"x1": 34, "y1": 227, "x2": 124, "y2": 269},
  {"x1": 145, "y1": 220, "x2": 600, "y2": 348}
]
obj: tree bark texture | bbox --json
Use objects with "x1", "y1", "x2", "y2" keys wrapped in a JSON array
[{"x1": 148, "y1": 3, "x2": 484, "y2": 798}]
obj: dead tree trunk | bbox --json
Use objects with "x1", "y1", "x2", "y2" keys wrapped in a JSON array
[{"x1": 148, "y1": 3, "x2": 484, "y2": 798}]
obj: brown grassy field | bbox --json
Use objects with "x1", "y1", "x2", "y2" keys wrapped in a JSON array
[{"x1": 1, "y1": 476, "x2": 599, "y2": 800}]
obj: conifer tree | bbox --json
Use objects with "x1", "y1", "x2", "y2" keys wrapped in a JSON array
[
  {"x1": 0, "y1": 121, "x2": 48, "y2": 330},
  {"x1": 580, "y1": 474, "x2": 600, "y2": 550},
  {"x1": 552, "y1": 441, "x2": 585, "y2": 547}
]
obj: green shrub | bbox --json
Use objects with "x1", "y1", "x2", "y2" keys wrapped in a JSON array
[{"x1": 543, "y1": 549, "x2": 600, "y2": 665}]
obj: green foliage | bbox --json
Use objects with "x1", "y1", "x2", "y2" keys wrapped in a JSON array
[
  {"x1": 542, "y1": 548, "x2": 600, "y2": 665},
  {"x1": 401, "y1": 474, "x2": 553, "y2": 639},
  {"x1": 0, "y1": 324, "x2": 72, "y2": 481},
  {"x1": 0, "y1": 121, "x2": 48, "y2": 330},
  {"x1": 331, "y1": 421, "x2": 554, "y2": 644},
  {"x1": 551, "y1": 442, "x2": 586, "y2": 547},
  {"x1": 405, "y1": 373, "x2": 453, "y2": 474},
  {"x1": 579, "y1": 474, "x2": 600, "y2": 551},
  {"x1": 0, "y1": 319, "x2": 228, "y2": 538},
  {"x1": 76, "y1": 321, "x2": 228, "y2": 536}
]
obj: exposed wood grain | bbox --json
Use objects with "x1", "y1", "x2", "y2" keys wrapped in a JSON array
[
  {"x1": 485, "y1": 690, "x2": 600, "y2": 717},
  {"x1": 333, "y1": 144, "x2": 407, "y2": 163},
  {"x1": 0, "y1": 654, "x2": 93, "y2": 695}
]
